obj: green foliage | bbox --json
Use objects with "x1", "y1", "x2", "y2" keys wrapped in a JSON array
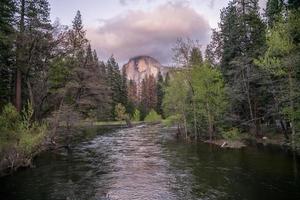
[
  {"x1": 114, "y1": 103, "x2": 127, "y2": 121},
  {"x1": 163, "y1": 72, "x2": 189, "y2": 117},
  {"x1": 144, "y1": 109, "x2": 162, "y2": 123},
  {"x1": 0, "y1": 104, "x2": 21, "y2": 141},
  {"x1": 132, "y1": 109, "x2": 141, "y2": 122},
  {"x1": 18, "y1": 123, "x2": 46, "y2": 155},
  {"x1": 255, "y1": 12, "x2": 300, "y2": 147},
  {"x1": 156, "y1": 72, "x2": 164, "y2": 116},
  {"x1": 49, "y1": 58, "x2": 70, "y2": 89},
  {"x1": 222, "y1": 128, "x2": 241, "y2": 141},
  {"x1": 107, "y1": 56, "x2": 124, "y2": 118},
  {"x1": 191, "y1": 63, "x2": 228, "y2": 134},
  {"x1": 266, "y1": 0, "x2": 284, "y2": 27},
  {"x1": 0, "y1": 103, "x2": 46, "y2": 156},
  {"x1": 163, "y1": 115, "x2": 181, "y2": 127},
  {"x1": 191, "y1": 63, "x2": 227, "y2": 115},
  {"x1": 189, "y1": 47, "x2": 203, "y2": 67}
]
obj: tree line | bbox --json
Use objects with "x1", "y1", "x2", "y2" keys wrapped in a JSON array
[
  {"x1": 163, "y1": 0, "x2": 300, "y2": 149},
  {"x1": 0, "y1": 0, "x2": 156, "y2": 173}
]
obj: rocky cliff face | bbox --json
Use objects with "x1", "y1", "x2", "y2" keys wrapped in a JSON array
[{"x1": 122, "y1": 56, "x2": 164, "y2": 84}]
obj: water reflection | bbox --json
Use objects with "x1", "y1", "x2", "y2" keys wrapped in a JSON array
[{"x1": 0, "y1": 125, "x2": 299, "y2": 200}]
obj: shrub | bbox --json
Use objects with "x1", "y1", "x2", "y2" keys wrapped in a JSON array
[
  {"x1": 0, "y1": 102, "x2": 47, "y2": 168},
  {"x1": 0, "y1": 103, "x2": 20, "y2": 130},
  {"x1": 132, "y1": 109, "x2": 141, "y2": 121},
  {"x1": 222, "y1": 128, "x2": 240, "y2": 140},
  {"x1": 18, "y1": 123, "x2": 46, "y2": 155},
  {"x1": 114, "y1": 103, "x2": 127, "y2": 121},
  {"x1": 144, "y1": 109, "x2": 162, "y2": 123},
  {"x1": 163, "y1": 115, "x2": 180, "y2": 127},
  {"x1": 0, "y1": 104, "x2": 20, "y2": 141}
]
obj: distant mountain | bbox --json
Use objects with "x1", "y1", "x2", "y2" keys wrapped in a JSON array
[{"x1": 122, "y1": 55, "x2": 169, "y2": 84}]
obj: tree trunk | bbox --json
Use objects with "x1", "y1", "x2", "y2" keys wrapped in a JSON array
[
  {"x1": 193, "y1": 100, "x2": 197, "y2": 140},
  {"x1": 26, "y1": 81, "x2": 34, "y2": 106},
  {"x1": 183, "y1": 114, "x2": 188, "y2": 140},
  {"x1": 15, "y1": 0, "x2": 25, "y2": 112},
  {"x1": 280, "y1": 120, "x2": 289, "y2": 140},
  {"x1": 288, "y1": 71, "x2": 296, "y2": 149},
  {"x1": 15, "y1": 69, "x2": 22, "y2": 112},
  {"x1": 207, "y1": 102, "x2": 213, "y2": 142},
  {"x1": 125, "y1": 116, "x2": 132, "y2": 128}
]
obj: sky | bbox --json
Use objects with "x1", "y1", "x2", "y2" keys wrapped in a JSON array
[{"x1": 48, "y1": 0, "x2": 267, "y2": 65}]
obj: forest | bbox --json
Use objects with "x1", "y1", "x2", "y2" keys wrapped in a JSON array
[{"x1": 0, "y1": 0, "x2": 300, "y2": 179}]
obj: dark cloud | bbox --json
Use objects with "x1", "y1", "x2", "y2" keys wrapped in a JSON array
[{"x1": 88, "y1": 2, "x2": 210, "y2": 64}]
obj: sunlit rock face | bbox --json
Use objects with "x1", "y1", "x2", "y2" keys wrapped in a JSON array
[{"x1": 123, "y1": 55, "x2": 163, "y2": 84}]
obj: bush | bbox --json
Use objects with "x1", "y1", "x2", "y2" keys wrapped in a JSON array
[
  {"x1": 222, "y1": 128, "x2": 240, "y2": 140},
  {"x1": 0, "y1": 103, "x2": 47, "y2": 170},
  {"x1": 0, "y1": 103, "x2": 20, "y2": 130},
  {"x1": 144, "y1": 109, "x2": 162, "y2": 123},
  {"x1": 163, "y1": 115, "x2": 180, "y2": 127},
  {"x1": 114, "y1": 103, "x2": 127, "y2": 121},
  {"x1": 132, "y1": 109, "x2": 141, "y2": 121},
  {"x1": 0, "y1": 103, "x2": 21, "y2": 141}
]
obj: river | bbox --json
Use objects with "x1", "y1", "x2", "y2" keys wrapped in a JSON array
[{"x1": 0, "y1": 124, "x2": 299, "y2": 200}]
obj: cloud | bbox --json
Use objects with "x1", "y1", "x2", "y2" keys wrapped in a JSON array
[
  {"x1": 119, "y1": 0, "x2": 156, "y2": 6},
  {"x1": 208, "y1": 0, "x2": 215, "y2": 9},
  {"x1": 87, "y1": 2, "x2": 210, "y2": 64}
]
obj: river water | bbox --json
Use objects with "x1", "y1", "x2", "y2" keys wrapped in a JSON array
[{"x1": 0, "y1": 124, "x2": 300, "y2": 200}]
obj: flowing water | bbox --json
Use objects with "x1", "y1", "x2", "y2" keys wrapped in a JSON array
[{"x1": 0, "y1": 124, "x2": 300, "y2": 200}]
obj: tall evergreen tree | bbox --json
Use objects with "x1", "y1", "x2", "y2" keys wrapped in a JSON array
[
  {"x1": 121, "y1": 68, "x2": 128, "y2": 108},
  {"x1": 0, "y1": 0, "x2": 15, "y2": 108},
  {"x1": 14, "y1": 0, "x2": 52, "y2": 112},
  {"x1": 140, "y1": 75, "x2": 157, "y2": 119},
  {"x1": 266, "y1": 0, "x2": 284, "y2": 27},
  {"x1": 189, "y1": 47, "x2": 203, "y2": 67},
  {"x1": 106, "y1": 55, "x2": 122, "y2": 118},
  {"x1": 288, "y1": 0, "x2": 300, "y2": 9},
  {"x1": 156, "y1": 72, "x2": 164, "y2": 116},
  {"x1": 218, "y1": 0, "x2": 267, "y2": 135}
]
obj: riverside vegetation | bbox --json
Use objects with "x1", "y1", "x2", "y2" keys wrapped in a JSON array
[{"x1": 0, "y1": 0, "x2": 300, "y2": 175}]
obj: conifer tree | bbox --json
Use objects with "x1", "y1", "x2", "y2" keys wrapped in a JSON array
[
  {"x1": 0, "y1": 0, "x2": 15, "y2": 108},
  {"x1": 14, "y1": 0, "x2": 52, "y2": 112},
  {"x1": 217, "y1": 0, "x2": 267, "y2": 135},
  {"x1": 266, "y1": 0, "x2": 284, "y2": 27},
  {"x1": 189, "y1": 47, "x2": 203, "y2": 67},
  {"x1": 106, "y1": 55, "x2": 123, "y2": 118},
  {"x1": 156, "y1": 72, "x2": 164, "y2": 116}
]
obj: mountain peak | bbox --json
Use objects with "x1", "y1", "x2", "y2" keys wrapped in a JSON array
[{"x1": 123, "y1": 55, "x2": 163, "y2": 84}]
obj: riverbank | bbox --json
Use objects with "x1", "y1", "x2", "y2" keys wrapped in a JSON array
[
  {"x1": 1, "y1": 122, "x2": 299, "y2": 177},
  {"x1": 1, "y1": 122, "x2": 299, "y2": 200},
  {"x1": 0, "y1": 121, "x2": 138, "y2": 177},
  {"x1": 199, "y1": 133, "x2": 299, "y2": 156},
  {"x1": 203, "y1": 139, "x2": 246, "y2": 149}
]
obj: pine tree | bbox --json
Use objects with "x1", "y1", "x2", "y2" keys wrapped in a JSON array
[
  {"x1": 288, "y1": 0, "x2": 300, "y2": 9},
  {"x1": 266, "y1": 0, "x2": 284, "y2": 27},
  {"x1": 256, "y1": 12, "x2": 300, "y2": 147},
  {"x1": 0, "y1": 0, "x2": 15, "y2": 108},
  {"x1": 205, "y1": 29, "x2": 222, "y2": 66},
  {"x1": 156, "y1": 71, "x2": 164, "y2": 116},
  {"x1": 189, "y1": 47, "x2": 203, "y2": 67},
  {"x1": 218, "y1": 0, "x2": 267, "y2": 135},
  {"x1": 121, "y1": 68, "x2": 128, "y2": 108},
  {"x1": 75, "y1": 44, "x2": 111, "y2": 119},
  {"x1": 14, "y1": 0, "x2": 52, "y2": 112},
  {"x1": 140, "y1": 75, "x2": 157, "y2": 118},
  {"x1": 106, "y1": 55, "x2": 123, "y2": 118},
  {"x1": 69, "y1": 10, "x2": 88, "y2": 55},
  {"x1": 128, "y1": 80, "x2": 138, "y2": 106}
]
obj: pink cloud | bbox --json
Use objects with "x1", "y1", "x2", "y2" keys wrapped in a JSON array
[{"x1": 87, "y1": 1, "x2": 210, "y2": 64}]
